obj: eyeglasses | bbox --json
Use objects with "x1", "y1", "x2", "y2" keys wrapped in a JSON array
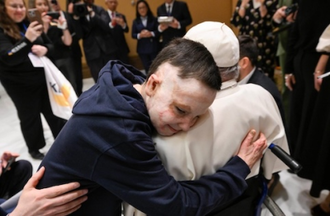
[{"x1": 7, "y1": 4, "x2": 26, "y2": 10}]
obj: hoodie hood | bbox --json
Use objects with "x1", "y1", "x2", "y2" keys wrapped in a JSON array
[{"x1": 73, "y1": 61, "x2": 148, "y2": 121}]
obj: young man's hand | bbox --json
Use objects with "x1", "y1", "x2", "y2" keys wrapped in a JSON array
[{"x1": 237, "y1": 130, "x2": 267, "y2": 169}]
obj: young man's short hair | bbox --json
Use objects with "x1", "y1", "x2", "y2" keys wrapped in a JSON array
[
  {"x1": 147, "y1": 38, "x2": 221, "y2": 91},
  {"x1": 238, "y1": 35, "x2": 259, "y2": 67}
]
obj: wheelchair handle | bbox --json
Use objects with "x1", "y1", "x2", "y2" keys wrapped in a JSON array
[{"x1": 269, "y1": 143, "x2": 302, "y2": 174}]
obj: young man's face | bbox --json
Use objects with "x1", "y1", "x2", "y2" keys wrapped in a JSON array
[{"x1": 145, "y1": 63, "x2": 216, "y2": 136}]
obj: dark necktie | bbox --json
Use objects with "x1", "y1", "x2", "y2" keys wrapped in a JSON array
[
  {"x1": 167, "y1": 5, "x2": 171, "y2": 15},
  {"x1": 111, "y1": 12, "x2": 116, "y2": 26}
]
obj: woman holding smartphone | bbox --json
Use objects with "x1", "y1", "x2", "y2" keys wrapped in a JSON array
[
  {"x1": 30, "y1": 0, "x2": 77, "y2": 93},
  {"x1": 0, "y1": 0, "x2": 66, "y2": 160}
]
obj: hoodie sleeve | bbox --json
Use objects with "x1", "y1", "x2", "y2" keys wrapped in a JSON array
[
  {"x1": 0, "y1": 208, "x2": 7, "y2": 216},
  {"x1": 94, "y1": 136, "x2": 250, "y2": 216}
]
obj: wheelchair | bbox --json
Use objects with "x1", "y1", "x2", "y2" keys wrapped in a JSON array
[{"x1": 206, "y1": 143, "x2": 302, "y2": 216}]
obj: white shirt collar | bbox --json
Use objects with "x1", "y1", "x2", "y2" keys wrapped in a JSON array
[
  {"x1": 108, "y1": 10, "x2": 116, "y2": 17},
  {"x1": 165, "y1": 1, "x2": 174, "y2": 8},
  {"x1": 238, "y1": 67, "x2": 256, "y2": 85},
  {"x1": 220, "y1": 79, "x2": 238, "y2": 91}
]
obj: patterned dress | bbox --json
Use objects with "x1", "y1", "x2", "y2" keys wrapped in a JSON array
[{"x1": 231, "y1": 0, "x2": 278, "y2": 79}]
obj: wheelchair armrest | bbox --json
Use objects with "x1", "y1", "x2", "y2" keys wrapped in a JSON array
[
  {"x1": 268, "y1": 143, "x2": 302, "y2": 174},
  {"x1": 0, "y1": 191, "x2": 21, "y2": 212}
]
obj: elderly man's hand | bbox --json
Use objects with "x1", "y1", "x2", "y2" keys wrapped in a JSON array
[{"x1": 237, "y1": 130, "x2": 267, "y2": 169}]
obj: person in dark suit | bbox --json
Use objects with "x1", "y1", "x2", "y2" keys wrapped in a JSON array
[
  {"x1": 284, "y1": 0, "x2": 330, "y2": 163},
  {"x1": 132, "y1": 0, "x2": 160, "y2": 73},
  {"x1": 157, "y1": 0, "x2": 192, "y2": 48},
  {"x1": 67, "y1": 0, "x2": 84, "y2": 96},
  {"x1": 105, "y1": 0, "x2": 130, "y2": 64},
  {"x1": 46, "y1": 0, "x2": 79, "y2": 94},
  {"x1": 237, "y1": 35, "x2": 286, "y2": 124},
  {"x1": 72, "y1": 0, "x2": 118, "y2": 82},
  {"x1": 293, "y1": 19, "x2": 330, "y2": 216}
]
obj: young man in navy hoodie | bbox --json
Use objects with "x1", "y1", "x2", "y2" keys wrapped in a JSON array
[{"x1": 37, "y1": 38, "x2": 267, "y2": 215}]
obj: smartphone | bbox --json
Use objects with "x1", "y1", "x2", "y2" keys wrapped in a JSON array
[
  {"x1": 285, "y1": 3, "x2": 298, "y2": 16},
  {"x1": 46, "y1": 11, "x2": 60, "y2": 19},
  {"x1": 27, "y1": 8, "x2": 43, "y2": 25},
  {"x1": 3, "y1": 157, "x2": 15, "y2": 173}
]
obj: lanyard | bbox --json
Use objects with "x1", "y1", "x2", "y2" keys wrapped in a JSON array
[{"x1": 19, "y1": 23, "x2": 27, "y2": 37}]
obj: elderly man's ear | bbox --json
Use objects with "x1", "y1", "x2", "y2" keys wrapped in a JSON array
[{"x1": 145, "y1": 74, "x2": 161, "y2": 97}]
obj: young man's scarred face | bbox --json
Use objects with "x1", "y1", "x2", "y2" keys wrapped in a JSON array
[{"x1": 145, "y1": 63, "x2": 217, "y2": 136}]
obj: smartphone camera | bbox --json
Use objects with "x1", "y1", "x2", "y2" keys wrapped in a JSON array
[
  {"x1": 46, "y1": 11, "x2": 60, "y2": 19},
  {"x1": 27, "y1": 9, "x2": 43, "y2": 25},
  {"x1": 51, "y1": 0, "x2": 58, "y2": 5},
  {"x1": 73, "y1": 3, "x2": 88, "y2": 17},
  {"x1": 285, "y1": 3, "x2": 298, "y2": 16}
]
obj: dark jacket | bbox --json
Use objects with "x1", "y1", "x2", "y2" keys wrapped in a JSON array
[
  {"x1": 37, "y1": 61, "x2": 250, "y2": 215},
  {"x1": 157, "y1": 0, "x2": 192, "y2": 47},
  {"x1": 46, "y1": 12, "x2": 73, "y2": 60},
  {"x1": 285, "y1": 0, "x2": 330, "y2": 74},
  {"x1": 0, "y1": 20, "x2": 54, "y2": 84},
  {"x1": 109, "y1": 12, "x2": 129, "y2": 56},
  {"x1": 75, "y1": 5, "x2": 117, "y2": 61},
  {"x1": 0, "y1": 208, "x2": 6, "y2": 216},
  {"x1": 132, "y1": 16, "x2": 160, "y2": 54}
]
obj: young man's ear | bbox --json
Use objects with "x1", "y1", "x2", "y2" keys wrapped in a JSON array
[
  {"x1": 240, "y1": 56, "x2": 250, "y2": 69},
  {"x1": 145, "y1": 74, "x2": 161, "y2": 97}
]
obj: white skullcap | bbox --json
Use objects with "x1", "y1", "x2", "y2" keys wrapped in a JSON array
[{"x1": 184, "y1": 21, "x2": 239, "y2": 67}]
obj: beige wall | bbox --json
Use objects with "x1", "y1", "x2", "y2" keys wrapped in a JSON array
[
  {"x1": 106, "y1": 0, "x2": 235, "y2": 57},
  {"x1": 31, "y1": 0, "x2": 236, "y2": 57},
  {"x1": 26, "y1": 0, "x2": 239, "y2": 73}
]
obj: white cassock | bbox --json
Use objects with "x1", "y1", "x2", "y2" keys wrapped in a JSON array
[{"x1": 124, "y1": 80, "x2": 289, "y2": 216}]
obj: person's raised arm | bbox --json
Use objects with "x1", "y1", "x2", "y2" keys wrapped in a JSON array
[{"x1": 10, "y1": 167, "x2": 88, "y2": 216}]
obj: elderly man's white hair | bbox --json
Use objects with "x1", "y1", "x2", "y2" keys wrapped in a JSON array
[{"x1": 184, "y1": 21, "x2": 239, "y2": 80}]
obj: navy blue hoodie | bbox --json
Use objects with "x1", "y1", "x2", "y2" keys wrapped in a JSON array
[{"x1": 37, "y1": 61, "x2": 250, "y2": 216}]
